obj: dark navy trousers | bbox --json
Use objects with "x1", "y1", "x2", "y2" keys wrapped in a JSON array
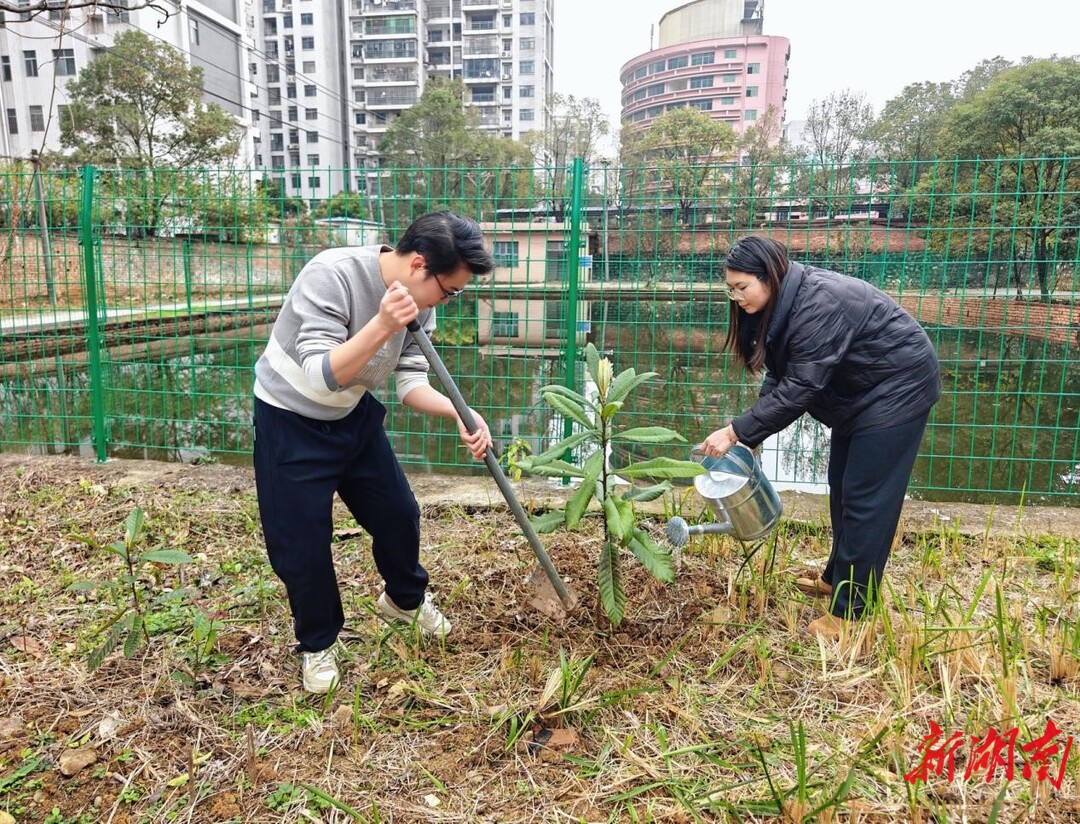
[
  {"x1": 253, "y1": 395, "x2": 426, "y2": 652},
  {"x1": 823, "y1": 413, "x2": 929, "y2": 620}
]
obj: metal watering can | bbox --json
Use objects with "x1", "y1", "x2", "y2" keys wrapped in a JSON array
[{"x1": 665, "y1": 443, "x2": 783, "y2": 548}]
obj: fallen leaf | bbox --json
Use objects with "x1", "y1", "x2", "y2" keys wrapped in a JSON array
[
  {"x1": 9, "y1": 636, "x2": 43, "y2": 658},
  {"x1": 98, "y1": 712, "x2": 123, "y2": 740},
  {"x1": 332, "y1": 705, "x2": 352, "y2": 726},
  {"x1": 0, "y1": 717, "x2": 24, "y2": 741},
  {"x1": 423, "y1": 794, "x2": 441, "y2": 808}
]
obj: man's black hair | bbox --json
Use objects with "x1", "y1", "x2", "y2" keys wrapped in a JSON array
[{"x1": 396, "y1": 211, "x2": 494, "y2": 276}]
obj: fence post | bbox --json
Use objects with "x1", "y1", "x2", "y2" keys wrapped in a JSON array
[
  {"x1": 80, "y1": 165, "x2": 108, "y2": 462},
  {"x1": 560, "y1": 157, "x2": 586, "y2": 448}
]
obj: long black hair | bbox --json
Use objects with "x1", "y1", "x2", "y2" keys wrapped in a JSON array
[{"x1": 722, "y1": 236, "x2": 789, "y2": 374}]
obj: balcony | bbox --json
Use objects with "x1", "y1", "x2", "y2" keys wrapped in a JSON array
[
  {"x1": 425, "y1": 3, "x2": 450, "y2": 19},
  {"x1": 463, "y1": 0, "x2": 498, "y2": 6},
  {"x1": 366, "y1": 65, "x2": 418, "y2": 83},
  {"x1": 362, "y1": 0, "x2": 416, "y2": 11},
  {"x1": 463, "y1": 36, "x2": 498, "y2": 55}
]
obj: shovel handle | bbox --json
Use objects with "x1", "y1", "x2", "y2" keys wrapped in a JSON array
[{"x1": 406, "y1": 320, "x2": 574, "y2": 609}]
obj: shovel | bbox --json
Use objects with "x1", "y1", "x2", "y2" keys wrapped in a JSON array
[{"x1": 406, "y1": 320, "x2": 579, "y2": 619}]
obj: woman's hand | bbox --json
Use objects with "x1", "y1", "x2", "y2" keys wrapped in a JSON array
[
  {"x1": 701, "y1": 424, "x2": 739, "y2": 458},
  {"x1": 457, "y1": 408, "x2": 493, "y2": 461}
]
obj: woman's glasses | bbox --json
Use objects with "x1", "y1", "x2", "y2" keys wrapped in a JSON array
[
  {"x1": 433, "y1": 273, "x2": 466, "y2": 300},
  {"x1": 718, "y1": 282, "x2": 753, "y2": 301}
]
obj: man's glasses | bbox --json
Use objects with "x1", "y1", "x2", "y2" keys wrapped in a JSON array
[{"x1": 433, "y1": 273, "x2": 466, "y2": 301}]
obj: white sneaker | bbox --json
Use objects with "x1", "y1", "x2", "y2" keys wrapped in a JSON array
[
  {"x1": 301, "y1": 647, "x2": 339, "y2": 694},
  {"x1": 377, "y1": 591, "x2": 452, "y2": 639}
]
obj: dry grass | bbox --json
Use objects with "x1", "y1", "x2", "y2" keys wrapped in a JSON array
[{"x1": 0, "y1": 458, "x2": 1078, "y2": 823}]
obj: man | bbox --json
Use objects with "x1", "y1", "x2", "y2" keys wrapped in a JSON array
[{"x1": 253, "y1": 211, "x2": 494, "y2": 693}]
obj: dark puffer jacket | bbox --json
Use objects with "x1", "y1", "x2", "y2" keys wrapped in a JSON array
[{"x1": 731, "y1": 262, "x2": 941, "y2": 448}]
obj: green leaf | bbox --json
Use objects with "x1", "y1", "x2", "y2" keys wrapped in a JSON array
[
  {"x1": 540, "y1": 384, "x2": 597, "y2": 413},
  {"x1": 529, "y1": 510, "x2": 566, "y2": 534},
  {"x1": 629, "y1": 529, "x2": 675, "y2": 583},
  {"x1": 585, "y1": 343, "x2": 600, "y2": 383},
  {"x1": 607, "y1": 370, "x2": 659, "y2": 405},
  {"x1": 542, "y1": 391, "x2": 595, "y2": 430},
  {"x1": 124, "y1": 507, "x2": 145, "y2": 548},
  {"x1": 617, "y1": 458, "x2": 707, "y2": 479},
  {"x1": 600, "y1": 402, "x2": 624, "y2": 420},
  {"x1": 511, "y1": 459, "x2": 586, "y2": 479},
  {"x1": 68, "y1": 580, "x2": 105, "y2": 592},
  {"x1": 603, "y1": 496, "x2": 632, "y2": 543},
  {"x1": 137, "y1": 549, "x2": 194, "y2": 565},
  {"x1": 123, "y1": 615, "x2": 144, "y2": 658},
  {"x1": 598, "y1": 541, "x2": 626, "y2": 627},
  {"x1": 104, "y1": 540, "x2": 129, "y2": 561},
  {"x1": 622, "y1": 482, "x2": 672, "y2": 502},
  {"x1": 528, "y1": 430, "x2": 594, "y2": 465},
  {"x1": 617, "y1": 426, "x2": 688, "y2": 444},
  {"x1": 565, "y1": 452, "x2": 603, "y2": 528},
  {"x1": 87, "y1": 615, "x2": 132, "y2": 671}
]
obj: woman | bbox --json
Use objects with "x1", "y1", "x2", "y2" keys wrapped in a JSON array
[{"x1": 701, "y1": 236, "x2": 941, "y2": 637}]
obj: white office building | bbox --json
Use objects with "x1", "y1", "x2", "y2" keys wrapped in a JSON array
[
  {"x1": 0, "y1": 1, "x2": 256, "y2": 166},
  {"x1": 251, "y1": 0, "x2": 555, "y2": 201}
]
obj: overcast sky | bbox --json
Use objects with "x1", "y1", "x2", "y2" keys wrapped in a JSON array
[{"x1": 553, "y1": 0, "x2": 1080, "y2": 152}]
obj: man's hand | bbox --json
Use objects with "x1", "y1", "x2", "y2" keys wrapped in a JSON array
[
  {"x1": 701, "y1": 424, "x2": 739, "y2": 458},
  {"x1": 377, "y1": 280, "x2": 418, "y2": 332},
  {"x1": 458, "y1": 408, "x2": 493, "y2": 461}
]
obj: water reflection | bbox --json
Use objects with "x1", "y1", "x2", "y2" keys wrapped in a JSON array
[{"x1": 0, "y1": 323, "x2": 1077, "y2": 504}]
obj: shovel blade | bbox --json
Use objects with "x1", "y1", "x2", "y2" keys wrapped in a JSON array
[{"x1": 523, "y1": 565, "x2": 579, "y2": 621}]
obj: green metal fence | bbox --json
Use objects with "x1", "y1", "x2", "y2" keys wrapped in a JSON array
[{"x1": 0, "y1": 157, "x2": 1077, "y2": 504}]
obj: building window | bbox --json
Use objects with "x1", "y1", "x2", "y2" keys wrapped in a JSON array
[
  {"x1": 308, "y1": 176, "x2": 321, "y2": 188},
  {"x1": 268, "y1": 88, "x2": 281, "y2": 105},
  {"x1": 519, "y1": 12, "x2": 534, "y2": 24},
  {"x1": 721, "y1": 73, "x2": 736, "y2": 84},
  {"x1": 267, "y1": 65, "x2": 280, "y2": 82},
  {"x1": 53, "y1": 49, "x2": 76, "y2": 76},
  {"x1": 23, "y1": 50, "x2": 37, "y2": 77},
  {"x1": 1, "y1": 56, "x2": 10, "y2": 82},
  {"x1": 747, "y1": 63, "x2": 761, "y2": 74},
  {"x1": 354, "y1": 111, "x2": 365, "y2": 124},
  {"x1": 646, "y1": 83, "x2": 665, "y2": 97},
  {"x1": 290, "y1": 173, "x2": 301, "y2": 187},
  {"x1": 303, "y1": 61, "x2": 316, "y2": 73},
  {"x1": 519, "y1": 60, "x2": 534, "y2": 75},
  {"x1": 301, "y1": 37, "x2": 315, "y2": 49},
  {"x1": 5, "y1": 108, "x2": 16, "y2": 134},
  {"x1": 491, "y1": 311, "x2": 519, "y2": 337},
  {"x1": 305, "y1": 108, "x2": 318, "y2": 120},
  {"x1": 301, "y1": 12, "x2": 313, "y2": 24},
  {"x1": 519, "y1": 109, "x2": 534, "y2": 122},
  {"x1": 287, "y1": 84, "x2": 297, "y2": 98},
  {"x1": 519, "y1": 37, "x2": 534, "y2": 50},
  {"x1": 648, "y1": 60, "x2": 665, "y2": 74},
  {"x1": 744, "y1": 109, "x2": 757, "y2": 120},
  {"x1": 689, "y1": 75, "x2": 713, "y2": 89},
  {"x1": 746, "y1": 86, "x2": 758, "y2": 97},
  {"x1": 306, "y1": 130, "x2": 319, "y2": 143},
  {"x1": 646, "y1": 105, "x2": 662, "y2": 118},
  {"x1": 493, "y1": 241, "x2": 519, "y2": 267},
  {"x1": 519, "y1": 85, "x2": 533, "y2": 98},
  {"x1": 634, "y1": 65, "x2": 647, "y2": 79},
  {"x1": 667, "y1": 55, "x2": 688, "y2": 70},
  {"x1": 305, "y1": 85, "x2": 316, "y2": 97},
  {"x1": 502, "y1": 86, "x2": 511, "y2": 100},
  {"x1": 29, "y1": 105, "x2": 44, "y2": 131},
  {"x1": 720, "y1": 96, "x2": 735, "y2": 106},
  {"x1": 691, "y1": 51, "x2": 714, "y2": 66},
  {"x1": 307, "y1": 154, "x2": 319, "y2": 165},
  {"x1": 724, "y1": 49, "x2": 737, "y2": 59},
  {"x1": 691, "y1": 100, "x2": 713, "y2": 111},
  {"x1": 190, "y1": 19, "x2": 200, "y2": 46}
]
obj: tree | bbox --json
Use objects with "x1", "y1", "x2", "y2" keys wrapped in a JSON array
[
  {"x1": 870, "y1": 82, "x2": 955, "y2": 187},
  {"x1": 919, "y1": 57, "x2": 1080, "y2": 297},
  {"x1": 731, "y1": 105, "x2": 791, "y2": 229},
  {"x1": 0, "y1": 0, "x2": 164, "y2": 16},
  {"x1": 378, "y1": 79, "x2": 533, "y2": 223},
  {"x1": 800, "y1": 89, "x2": 874, "y2": 214},
  {"x1": 60, "y1": 30, "x2": 239, "y2": 168},
  {"x1": 314, "y1": 191, "x2": 369, "y2": 221},
  {"x1": 523, "y1": 94, "x2": 610, "y2": 221},
  {"x1": 59, "y1": 30, "x2": 240, "y2": 236},
  {"x1": 623, "y1": 107, "x2": 736, "y2": 225}
]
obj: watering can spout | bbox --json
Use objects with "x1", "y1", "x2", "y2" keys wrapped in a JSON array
[{"x1": 664, "y1": 516, "x2": 734, "y2": 548}]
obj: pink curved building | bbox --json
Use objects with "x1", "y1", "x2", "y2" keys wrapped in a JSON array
[{"x1": 620, "y1": 0, "x2": 789, "y2": 140}]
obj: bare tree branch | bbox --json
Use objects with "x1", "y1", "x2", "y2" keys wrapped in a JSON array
[{"x1": 0, "y1": 0, "x2": 171, "y2": 22}]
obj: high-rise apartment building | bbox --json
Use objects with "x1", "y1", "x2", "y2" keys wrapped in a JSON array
[
  {"x1": 251, "y1": 0, "x2": 555, "y2": 201},
  {"x1": 0, "y1": 1, "x2": 255, "y2": 164},
  {"x1": 619, "y1": 0, "x2": 789, "y2": 141}
]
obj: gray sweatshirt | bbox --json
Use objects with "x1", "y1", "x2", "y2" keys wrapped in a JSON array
[{"x1": 254, "y1": 245, "x2": 434, "y2": 420}]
